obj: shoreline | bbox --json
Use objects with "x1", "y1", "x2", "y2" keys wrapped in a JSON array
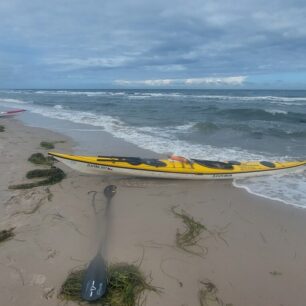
[
  {"x1": 233, "y1": 179, "x2": 306, "y2": 209},
  {"x1": 18, "y1": 111, "x2": 305, "y2": 209},
  {"x1": 19, "y1": 111, "x2": 160, "y2": 157},
  {"x1": 1, "y1": 118, "x2": 306, "y2": 305}
]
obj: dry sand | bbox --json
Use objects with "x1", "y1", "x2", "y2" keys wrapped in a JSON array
[{"x1": 1, "y1": 119, "x2": 306, "y2": 306}]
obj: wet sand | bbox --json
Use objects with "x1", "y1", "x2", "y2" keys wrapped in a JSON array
[{"x1": 1, "y1": 119, "x2": 306, "y2": 306}]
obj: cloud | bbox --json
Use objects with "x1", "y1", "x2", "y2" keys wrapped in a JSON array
[
  {"x1": 144, "y1": 64, "x2": 186, "y2": 72},
  {"x1": 0, "y1": 0, "x2": 305, "y2": 88},
  {"x1": 115, "y1": 79, "x2": 173, "y2": 86},
  {"x1": 185, "y1": 76, "x2": 246, "y2": 85},
  {"x1": 115, "y1": 76, "x2": 247, "y2": 86},
  {"x1": 44, "y1": 56, "x2": 132, "y2": 70}
]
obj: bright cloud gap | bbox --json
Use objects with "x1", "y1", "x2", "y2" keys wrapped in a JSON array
[{"x1": 115, "y1": 76, "x2": 247, "y2": 86}]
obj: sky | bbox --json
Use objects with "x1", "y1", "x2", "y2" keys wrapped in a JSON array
[{"x1": 0, "y1": 0, "x2": 305, "y2": 89}]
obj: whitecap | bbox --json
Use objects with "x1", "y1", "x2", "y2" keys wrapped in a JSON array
[
  {"x1": 54, "y1": 104, "x2": 64, "y2": 109},
  {"x1": 0, "y1": 98, "x2": 29, "y2": 104}
]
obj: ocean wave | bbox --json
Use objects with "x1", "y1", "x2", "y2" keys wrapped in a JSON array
[
  {"x1": 86, "y1": 91, "x2": 126, "y2": 97},
  {"x1": 248, "y1": 129, "x2": 306, "y2": 140},
  {"x1": 125, "y1": 92, "x2": 306, "y2": 103},
  {"x1": 34, "y1": 90, "x2": 126, "y2": 97},
  {"x1": 8, "y1": 88, "x2": 305, "y2": 209},
  {"x1": 192, "y1": 122, "x2": 220, "y2": 133},
  {"x1": 118, "y1": 92, "x2": 306, "y2": 104},
  {"x1": 8, "y1": 89, "x2": 306, "y2": 105},
  {"x1": 265, "y1": 109, "x2": 288, "y2": 115},
  {"x1": 0, "y1": 98, "x2": 29, "y2": 104},
  {"x1": 163, "y1": 122, "x2": 195, "y2": 132},
  {"x1": 54, "y1": 104, "x2": 64, "y2": 109},
  {"x1": 129, "y1": 93, "x2": 306, "y2": 103},
  {"x1": 190, "y1": 120, "x2": 306, "y2": 139},
  {"x1": 234, "y1": 172, "x2": 306, "y2": 208},
  {"x1": 0, "y1": 90, "x2": 31, "y2": 94},
  {"x1": 129, "y1": 92, "x2": 183, "y2": 98},
  {"x1": 26, "y1": 103, "x2": 305, "y2": 156},
  {"x1": 191, "y1": 94, "x2": 306, "y2": 103},
  {"x1": 27, "y1": 104, "x2": 268, "y2": 161},
  {"x1": 216, "y1": 108, "x2": 306, "y2": 123}
]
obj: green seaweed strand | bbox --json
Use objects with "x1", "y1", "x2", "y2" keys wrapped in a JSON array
[{"x1": 171, "y1": 206, "x2": 207, "y2": 256}]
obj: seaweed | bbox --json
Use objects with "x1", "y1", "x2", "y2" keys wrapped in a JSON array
[
  {"x1": 28, "y1": 153, "x2": 54, "y2": 166},
  {"x1": 40, "y1": 141, "x2": 55, "y2": 149},
  {"x1": 9, "y1": 167, "x2": 66, "y2": 189},
  {"x1": 270, "y1": 271, "x2": 282, "y2": 276},
  {"x1": 198, "y1": 280, "x2": 233, "y2": 306},
  {"x1": 0, "y1": 228, "x2": 15, "y2": 243},
  {"x1": 60, "y1": 269, "x2": 83, "y2": 302},
  {"x1": 171, "y1": 206, "x2": 207, "y2": 257},
  {"x1": 0, "y1": 125, "x2": 5, "y2": 132},
  {"x1": 60, "y1": 263, "x2": 159, "y2": 306},
  {"x1": 40, "y1": 140, "x2": 66, "y2": 149}
]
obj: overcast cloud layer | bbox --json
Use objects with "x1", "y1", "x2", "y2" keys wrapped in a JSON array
[{"x1": 0, "y1": 0, "x2": 305, "y2": 88}]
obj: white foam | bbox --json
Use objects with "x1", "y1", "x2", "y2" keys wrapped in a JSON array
[
  {"x1": 54, "y1": 104, "x2": 63, "y2": 109},
  {"x1": 13, "y1": 89, "x2": 306, "y2": 106},
  {"x1": 34, "y1": 90, "x2": 126, "y2": 97},
  {"x1": 0, "y1": 98, "x2": 28, "y2": 104},
  {"x1": 270, "y1": 102, "x2": 305, "y2": 106},
  {"x1": 0, "y1": 90, "x2": 28, "y2": 94},
  {"x1": 34, "y1": 90, "x2": 49, "y2": 94},
  {"x1": 35, "y1": 90, "x2": 104, "y2": 96},
  {"x1": 127, "y1": 92, "x2": 182, "y2": 99},
  {"x1": 126, "y1": 92, "x2": 306, "y2": 103},
  {"x1": 196, "y1": 95, "x2": 306, "y2": 102},
  {"x1": 265, "y1": 109, "x2": 288, "y2": 115},
  {"x1": 27, "y1": 104, "x2": 265, "y2": 160},
  {"x1": 234, "y1": 172, "x2": 306, "y2": 208},
  {"x1": 126, "y1": 93, "x2": 306, "y2": 106}
]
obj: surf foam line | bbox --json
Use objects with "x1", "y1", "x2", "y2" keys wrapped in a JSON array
[
  {"x1": 233, "y1": 173, "x2": 306, "y2": 209},
  {"x1": 34, "y1": 90, "x2": 127, "y2": 97},
  {"x1": 26, "y1": 103, "x2": 269, "y2": 161},
  {"x1": 0, "y1": 98, "x2": 29, "y2": 104},
  {"x1": 7, "y1": 89, "x2": 306, "y2": 104}
]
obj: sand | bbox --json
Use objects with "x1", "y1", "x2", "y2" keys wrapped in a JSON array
[{"x1": 1, "y1": 118, "x2": 306, "y2": 306}]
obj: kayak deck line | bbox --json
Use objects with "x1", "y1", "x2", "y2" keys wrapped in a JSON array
[{"x1": 48, "y1": 152, "x2": 306, "y2": 179}]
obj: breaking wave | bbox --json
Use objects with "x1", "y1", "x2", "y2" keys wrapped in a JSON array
[{"x1": 0, "y1": 98, "x2": 29, "y2": 104}]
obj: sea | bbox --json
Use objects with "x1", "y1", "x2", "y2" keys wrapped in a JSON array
[{"x1": 0, "y1": 89, "x2": 306, "y2": 208}]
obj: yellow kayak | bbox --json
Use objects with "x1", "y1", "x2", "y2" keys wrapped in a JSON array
[{"x1": 48, "y1": 152, "x2": 306, "y2": 180}]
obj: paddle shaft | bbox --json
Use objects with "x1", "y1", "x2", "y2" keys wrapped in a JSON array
[
  {"x1": 97, "y1": 197, "x2": 112, "y2": 257},
  {"x1": 94, "y1": 185, "x2": 117, "y2": 257},
  {"x1": 81, "y1": 186, "x2": 117, "y2": 301}
]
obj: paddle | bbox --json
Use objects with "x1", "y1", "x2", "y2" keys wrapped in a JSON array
[{"x1": 81, "y1": 185, "x2": 117, "y2": 301}]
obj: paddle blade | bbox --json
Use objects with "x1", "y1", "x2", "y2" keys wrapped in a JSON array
[{"x1": 81, "y1": 255, "x2": 108, "y2": 301}]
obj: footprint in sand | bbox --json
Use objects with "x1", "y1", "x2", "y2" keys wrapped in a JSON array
[
  {"x1": 46, "y1": 249, "x2": 58, "y2": 260},
  {"x1": 30, "y1": 274, "x2": 46, "y2": 286}
]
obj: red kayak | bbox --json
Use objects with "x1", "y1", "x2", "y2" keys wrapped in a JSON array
[{"x1": 0, "y1": 109, "x2": 26, "y2": 118}]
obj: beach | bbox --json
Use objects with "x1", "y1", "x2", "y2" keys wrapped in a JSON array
[{"x1": 1, "y1": 118, "x2": 306, "y2": 306}]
